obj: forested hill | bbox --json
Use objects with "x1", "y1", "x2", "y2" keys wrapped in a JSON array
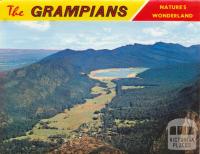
[
  {"x1": 41, "y1": 42, "x2": 200, "y2": 72},
  {"x1": 0, "y1": 57, "x2": 97, "y2": 140},
  {"x1": 151, "y1": 77, "x2": 200, "y2": 154}
]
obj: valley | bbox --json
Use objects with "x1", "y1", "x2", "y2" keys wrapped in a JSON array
[
  {"x1": 12, "y1": 67, "x2": 147, "y2": 144},
  {"x1": 13, "y1": 80, "x2": 116, "y2": 142},
  {"x1": 0, "y1": 43, "x2": 199, "y2": 154}
]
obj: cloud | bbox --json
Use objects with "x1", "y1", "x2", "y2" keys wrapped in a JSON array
[
  {"x1": 50, "y1": 31, "x2": 155, "y2": 50},
  {"x1": 2, "y1": 22, "x2": 199, "y2": 49},
  {"x1": 0, "y1": 33, "x2": 2, "y2": 47},
  {"x1": 163, "y1": 22, "x2": 182, "y2": 27},
  {"x1": 103, "y1": 27, "x2": 112, "y2": 33},
  {"x1": 186, "y1": 23, "x2": 200, "y2": 32},
  {"x1": 0, "y1": 25, "x2": 4, "y2": 47},
  {"x1": 15, "y1": 21, "x2": 50, "y2": 31},
  {"x1": 142, "y1": 27, "x2": 168, "y2": 37}
]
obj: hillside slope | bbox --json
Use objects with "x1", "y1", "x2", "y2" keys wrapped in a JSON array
[
  {"x1": 42, "y1": 42, "x2": 200, "y2": 72},
  {"x1": 151, "y1": 78, "x2": 200, "y2": 154},
  {"x1": 98, "y1": 64, "x2": 200, "y2": 154},
  {"x1": 0, "y1": 58, "x2": 97, "y2": 140}
]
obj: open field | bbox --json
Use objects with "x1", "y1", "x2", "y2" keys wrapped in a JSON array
[
  {"x1": 13, "y1": 80, "x2": 116, "y2": 142},
  {"x1": 121, "y1": 86, "x2": 144, "y2": 90}
]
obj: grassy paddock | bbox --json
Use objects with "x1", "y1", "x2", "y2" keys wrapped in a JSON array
[{"x1": 13, "y1": 80, "x2": 116, "y2": 142}]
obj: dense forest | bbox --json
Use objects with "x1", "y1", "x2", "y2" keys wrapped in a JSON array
[{"x1": 100, "y1": 64, "x2": 200, "y2": 154}]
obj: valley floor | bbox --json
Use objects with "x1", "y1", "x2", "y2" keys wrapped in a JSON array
[{"x1": 12, "y1": 80, "x2": 116, "y2": 143}]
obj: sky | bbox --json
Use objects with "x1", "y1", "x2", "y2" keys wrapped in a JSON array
[{"x1": 0, "y1": 22, "x2": 199, "y2": 50}]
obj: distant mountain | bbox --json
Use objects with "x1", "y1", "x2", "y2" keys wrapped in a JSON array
[
  {"x1": 40, "y1": 42, "x2": 200, "y2": 72},
  {"x1": 0, "y1": 43, "x2": 199, "y2": 72},
  {"x1": 0, "y1": 42, "x2": 199, "y2": 143},
  {"x1": 0, "y1": 49, "x2": 58, "y2": 71}
]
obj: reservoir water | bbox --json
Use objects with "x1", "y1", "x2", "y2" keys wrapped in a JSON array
[{"x1": 89, "y1": 68, "x2": 148, "y2": 80}]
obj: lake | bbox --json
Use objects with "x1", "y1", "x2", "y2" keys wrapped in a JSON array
[{"x1": 89, "y1": 67, "x2": 148, "y2": 80}]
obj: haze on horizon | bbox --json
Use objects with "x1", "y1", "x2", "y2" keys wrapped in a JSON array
[{"x1": 0, "y1": 22, "x2": 199, "y2": 50}]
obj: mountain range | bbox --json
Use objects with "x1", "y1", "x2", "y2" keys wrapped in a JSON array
[{"x1": 39, "y1": 42, "x2": 200, "y2": 72}]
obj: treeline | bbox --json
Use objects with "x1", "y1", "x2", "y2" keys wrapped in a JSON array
[
  {"x1": 100, "y1": 64, "x2": 200, "y2": 154},
  {"x1": 0, "y1": 139, "x2": 59, "y2": 154}
]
